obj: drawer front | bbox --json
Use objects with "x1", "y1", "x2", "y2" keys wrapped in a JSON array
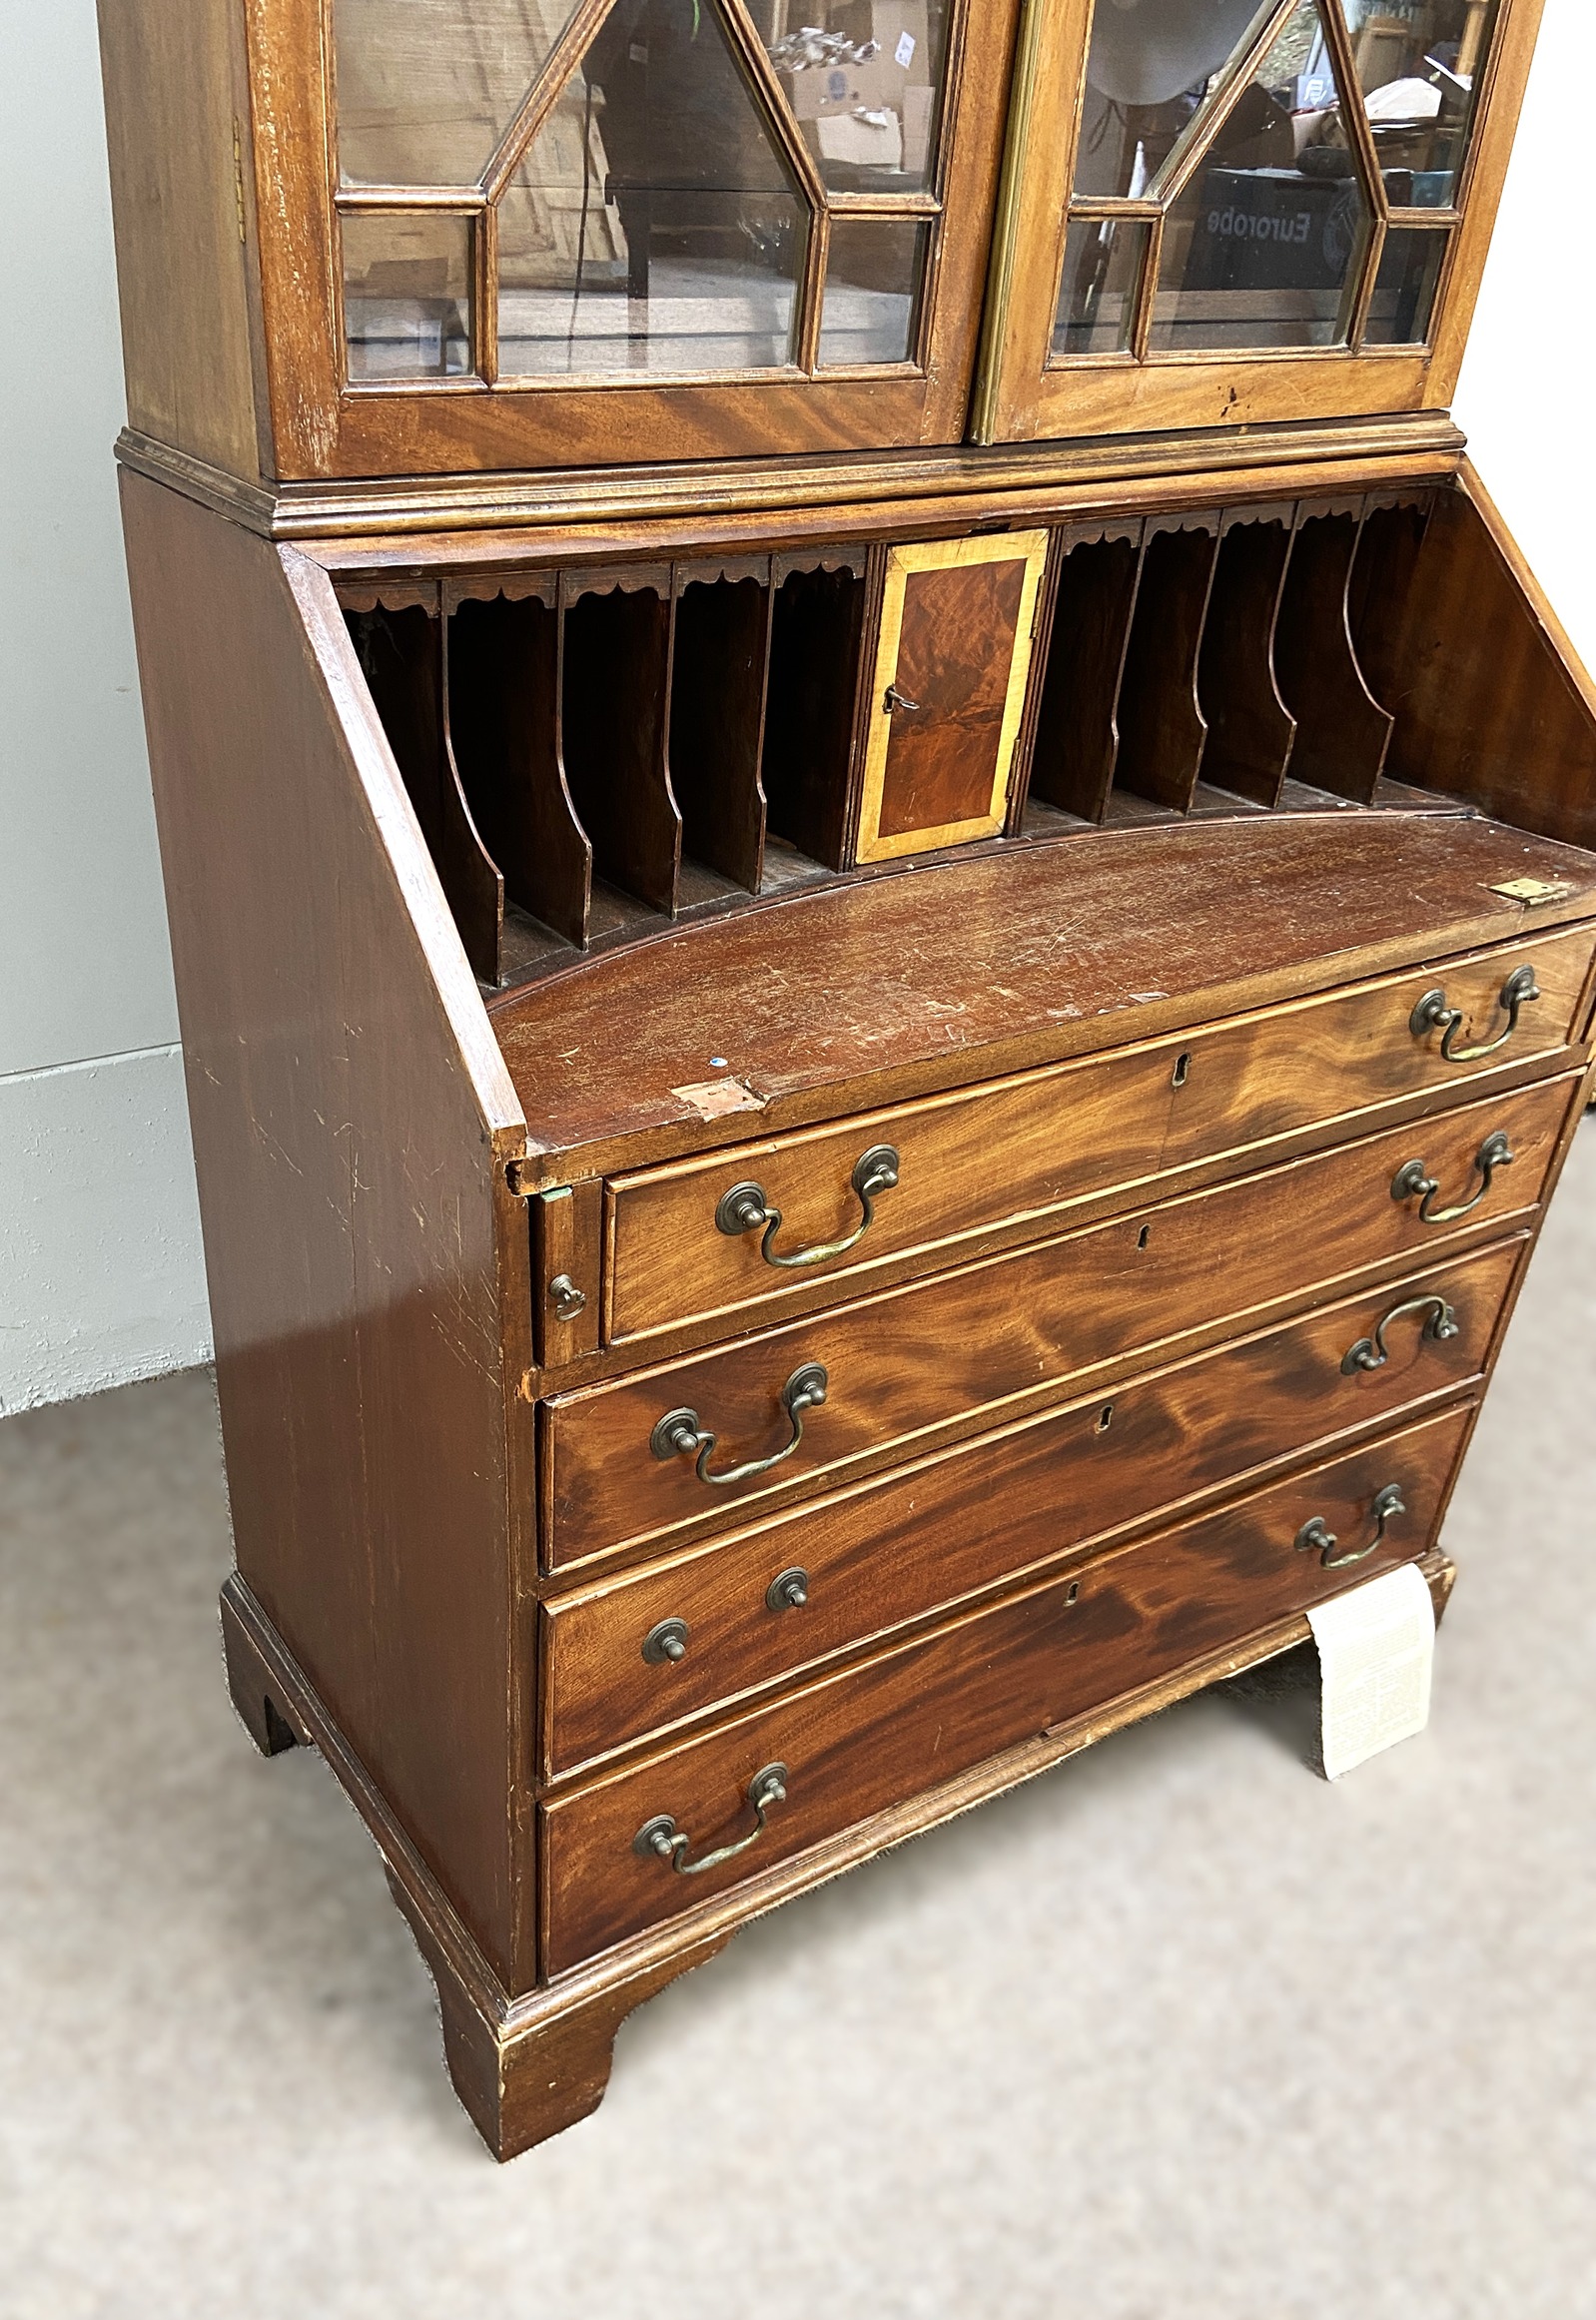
[
  {"x1": 549, "y1": 1073, "x2": 1575, "y2": 1569},
  {"x1": 541, "y1": 1406, "x2": 1472, "y2": 1973},
  {"x1": 542, "y1": 1246, "x2": 1517, "y2": 1776},
  {"x1": 603, "y1": 925, "x2": 1594, "y2": 1344}
]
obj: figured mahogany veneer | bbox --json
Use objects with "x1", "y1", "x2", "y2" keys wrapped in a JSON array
[
  {"x1": 542, "y1": 1242, "x2": 1520, "y2": 1776},
  {"x1": 600, "y1": 929, "x2": 1593, "y2": 1345},
  {"x1": 546, "y1": 1077, "x2": 1574, "y2": 1572},
  {"x1": 540, "y1": 1406, "x2": 1473, "y2": 1974}
]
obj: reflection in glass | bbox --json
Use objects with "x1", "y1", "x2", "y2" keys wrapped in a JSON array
[
  {"x1": 1363, "y1": 224, "x2": 1448, "y2": 344},
  {"x1": 342, "y1": 210, "x2": 473, "y2": 378},
  {"x1": 1052, "y1": 218, "x2": 1149, "y2": 357},
  {"x1": 333, "y1": 0, "x2": 575, "y2": 186},
  {"x1": 766, "y1": 2, "x2": 952, "y2": 194},
  {"x1": 1070, "y1": 0, "x2": 1275, "y2": 199},
  {"x1": 818, "y1": 219, "x2": 928, "y2": 365},
  {"x1": 1333, "y1": 0, "x2": 1499, "y2": 205},
  {"x1": 1147, "y1": 0, "x2": 1370, "y2": 351},
  {"x1": 496, "y1": 0, "x2": 807, "y2": 378}
]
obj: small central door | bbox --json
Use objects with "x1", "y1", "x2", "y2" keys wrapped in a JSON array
[{"x1": 857, "y1": 531, "x2": 1049, "y2": 861}]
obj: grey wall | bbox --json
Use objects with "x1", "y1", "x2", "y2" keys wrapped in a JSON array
[
  {"x1": 0, "y1": 4, "x2": 208, "y2": 1413},
  {"x1": 1, "y1": 1, "x2": 1591, "y2": 1414}
]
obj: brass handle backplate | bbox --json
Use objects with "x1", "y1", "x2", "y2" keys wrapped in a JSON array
[
  {"x1": 716, "y1": 1145, "x2": 900, "y2": 1270},
  {"x1": 1295, "y1": 1482, "x2": 1407, "y2": 1570},
  {"x1": 651, "y1": 1362, "x2": 828, "y2": 1488},
  {"x1": 1390, "y1": 1131, "x2": 1514, "y2": 1225},
  {"x1": 633, "y1": 1763, "x2": 789, "y2": 1877},
  {"x1": 1341, "y1": 1293, "x2": 1460, "y2": 1375},
  {"x1": 1410, "y1": 963, "x2": 1540, "y2": 1063}
]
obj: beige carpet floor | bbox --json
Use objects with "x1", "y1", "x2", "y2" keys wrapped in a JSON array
[{"x1": 2, "y1": 1122, "x2": 1593, "y2": 2320}]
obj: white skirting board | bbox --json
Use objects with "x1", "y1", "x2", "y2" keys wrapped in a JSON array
[{"x1": 0, "y1": 1045, "x2": 211, "y2": 1415}]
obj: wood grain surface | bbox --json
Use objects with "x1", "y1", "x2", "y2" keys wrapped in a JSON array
[
  {"x1": 541, "y1": 1241, "x2": 1518, "y2": 1775},
  {"x1": 539, "y1": 1405, "x2": 1471, "y2": 1971},
  {"x1": 489, "y1": 816, "x2": 1596, "y2": 1183},
  {"x1": 599, "y1": 933, "x2": 1593, "y2": 1344},
  {"x1": 547, "y1": 1076, "x2": 1572, "y2": 1568},
  {"x1": 121, "y1": 475, "x2": 535, "y2": 1987}
]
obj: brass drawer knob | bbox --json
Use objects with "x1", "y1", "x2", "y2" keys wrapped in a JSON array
[
  {"x1": 548, "y1": 1273, "x2": 587, "y2": 1321},
  {"x1": 650, "y1": 1362, "x2": 827, "y2": 1489},
  {"x1": 633, "y1": 1763, "x2": 789, "y2": 1878},
  {"x1": 1390, "y1": 1131, "x2": 1513, "y2": 1225},
  {"x1": 1295, "y1": 1482, "x2": 1407, "y2": 1571},
  {"x1": 1341, "y1": 1294, "x2": 1460, "y2": 1374},
  {"x1": 715, "y1": 1145, "x2": 900, "y2": 1270},
  {"x1": 641, "y1": 1617, "x2": 689, "y2": 1666},
  {"x1": 766, "y1": 1566, "x2": 809, "y2": 1612},
  {"x1": 1410, "y1": 963, "x2": 1540, "y2": 1063}
]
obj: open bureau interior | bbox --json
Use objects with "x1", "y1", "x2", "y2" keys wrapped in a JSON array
[{"x1": 344, "y1": 469, "x2": 1596, "y2": 1000}]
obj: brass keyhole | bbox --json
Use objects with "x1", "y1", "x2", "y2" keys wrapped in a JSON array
[
  {"x1": 1172, "y1": 1052, "x2": 1192, "y2": 1089},
  {"x1": 1137, "y1": 1224, "x2": 1152, "y2": 1250},
  {"x1": 1097, "y1": 1403, "x2": 1114, "y2": 1432}
]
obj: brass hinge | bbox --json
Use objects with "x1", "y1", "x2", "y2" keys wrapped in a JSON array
[{"x1": 232, "y1": 118, "x2": 248, "y2": 246}]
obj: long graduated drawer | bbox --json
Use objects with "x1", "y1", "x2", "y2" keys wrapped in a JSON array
[
  {"x1": 546, "y1": 1073, "x2": 1576, "y2": 1569},
  {"x1": 540, "y1": 1244, "x2": 1516, "y2": 1777},
  {"x1": 540, "y1": 1405, "x2": 1472, "y2": 1972},
  {"x1": 602, "y1": 926, "x2": 1594, "y2": 1345}
]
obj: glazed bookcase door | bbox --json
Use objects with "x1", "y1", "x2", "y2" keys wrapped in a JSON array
[
  {"x1": 973, "y1": 0, "x2": 1543, "y2": 443},
  {"x1": 248, "y1": 0, "x2": 1019, "y2": 476}
]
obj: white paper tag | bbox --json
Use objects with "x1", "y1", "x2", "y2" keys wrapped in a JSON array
[
  {"x1": 1305, "y1": 1563, "x2": 1435, "y2": 1781},
  {"x1": 895, "y1": 29, "x2": 917, "y2": 66}
]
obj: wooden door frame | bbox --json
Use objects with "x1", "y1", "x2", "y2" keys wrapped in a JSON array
[
  {"x1": 972, "y1": 0, "x2": 1547, "y2": 445},
  {"x1": 243, "y1": 0, "x2": 1024, "y2": 479}
]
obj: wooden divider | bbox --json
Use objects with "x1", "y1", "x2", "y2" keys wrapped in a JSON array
[
  {"x1": 1272, "y1": 502, "x2": 1394, "y2": 801},
  {"x1": 1028, "y1": 521, "x2": 1143, "y2": 824},
  {"x1": 346, "y1": 597, "x2": 502, "y2": 984},
  {"x1": 1112, "y1": 514, "x2": 1220, "y2": 812},
  {"x1": 761, "y1": 549, "x2": 870, "y2": 871},
  {"x1": 1196, "y1": 507, "x2": 1297, "y2": 805},
  {"x1": 559, "y1": 569, "x2": 681, "y2": 918},
  {"x1": 446, "y1": 580, "x2": 591, "y2": 956},
  {"x1": 669, "y1": 557, "x2": 773, "y2": 893},
  {"x1": 1346, "y1": 491, "x2": 1434, "y2": 711}
]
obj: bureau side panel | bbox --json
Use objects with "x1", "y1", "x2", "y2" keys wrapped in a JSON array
[{"x1": 120, "y1": 474, "x2": 530, "y2": 1986}]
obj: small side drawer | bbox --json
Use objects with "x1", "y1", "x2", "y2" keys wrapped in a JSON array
[
  {"x1": 540, "y1": 1247, "x2": 1515, "y2": 1777},
  {"x1": 603, "y1": 924, "x2": 1595, "y2": 1345},
  {"x1": 547, "y1": 1072, "x2": 1576, "y2": 1570},
  {"x1": 540, "y1": 1404, "x2": 1472, "y2": 1973}
]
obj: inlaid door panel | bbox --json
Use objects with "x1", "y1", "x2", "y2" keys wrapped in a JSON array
[{"x1": 855, "y1": 531, "x2": 1048, "y2": 861}]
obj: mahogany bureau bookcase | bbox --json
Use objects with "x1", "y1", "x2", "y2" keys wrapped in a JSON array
[{"x1": 99, "y1": 0, "x2": 1596, "y2": 2156}]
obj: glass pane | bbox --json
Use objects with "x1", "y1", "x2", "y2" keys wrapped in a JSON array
[
  {"x1": 818, "y1": 218, "x2": 928, "y2": 365},
  {"x1": 1335, "y1": 0, "x2": 1500, "y2": 205},
  {"x1": 342, "y1": 210, "x2": 473, "y2": 378},
  {"x1": 1148, "y1": 0, "x2": 1371, "y2": 351},
  {"x1": 334, "y1": 0, "x2": 576, "y2": 187},
  {"x1": 767, "y1": 3, "x2": 952, "y2": 194},
  {"x1": 1363, "y1": 223, "x2": 1448, "y2": 343},
  {"x1": 496, "y1": 0, "x2": 808, "y2": 378},
  {"x1": 1070, "y1": 0, "x2": 1277, "y2": 199},
  {"x1": 1052, "y1": 217, "x2": 1148, "y2": 357}
]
